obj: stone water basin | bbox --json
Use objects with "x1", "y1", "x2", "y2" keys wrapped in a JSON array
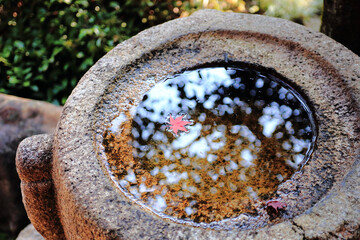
[
  {"x1": 16, "y1": 10, "x2": 359, "y2": 239},
  {"x1": 103, "y1": 65, "x2": 316, "y2": 228}
]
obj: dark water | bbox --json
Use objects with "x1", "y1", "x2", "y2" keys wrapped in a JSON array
[{"x1": 103, "y1": 66, "x2": 316, "y2": 223}]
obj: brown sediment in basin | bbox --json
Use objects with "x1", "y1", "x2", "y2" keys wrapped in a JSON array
[{"x1": 102, "y1": 65, "x2": 316, "y2": 227}]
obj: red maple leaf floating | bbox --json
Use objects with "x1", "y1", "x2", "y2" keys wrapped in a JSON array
[
  {"x1": 168, "y1": 114, "x2": 192, "y2": 136},
  {"x1": 266, "y1": 200, "x2": 287, "y2": 213}
]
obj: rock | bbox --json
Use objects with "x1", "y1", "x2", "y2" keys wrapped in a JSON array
[
  {"x1": 0, "y1": 94, "x2": 62, "y2": 236},
  {"x1": 16, "y1": 224, "x2": 44, "y2": 240}
]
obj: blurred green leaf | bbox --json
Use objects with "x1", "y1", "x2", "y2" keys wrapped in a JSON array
[
  {"x1": 24, "y1": 72, "x2": 33, "y2": 80},
  {"x1": 76, "y1": 51, "x2": 85, "y2": 58},
  {"x1": 0, "y1": 57, "x2": 10, "y2": 66},
  {"x1": 1, "y1": 45, "x2": 12, "y2": 58},
  {"x1": 52, "y1": 47, "x2": 63, "y2": 58},
  {"x1": 80, "y1": 57, "x2": 93, "y2": 71},
  {"x1": 79, "y1": 28, "x2": 93, "y2": 39},
  {"x1": 14, "y1": 40, "x2": 25, "y2": 49},
  {"x1": 38, "y1": 61, "x2": 49, "y2": 72},
  {"x1": 8, "y1": 76, "x2": 19, "y2": 84},
  {"x1": 23, "y1": 80, "x2": 31, "y2": 87},
  {"x1": 31, "y1": 85, "x2": 39, "y2": 92}
]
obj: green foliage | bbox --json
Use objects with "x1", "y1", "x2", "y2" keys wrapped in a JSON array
[
  {"x1": 260, "y1": 0, "x2": 322, "y2": 24},
  {"x1": 0, "y1": 232, "x2": 14, "y2": 240},
  {"x1": 0, "y1": 0, "x2": 322, "y2": 104},
  {"x1": 0, "y1": 0, "x2": 180, "y2": 104}
]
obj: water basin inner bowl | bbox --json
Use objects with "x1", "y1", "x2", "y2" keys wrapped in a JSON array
[{"x1": 102, "y1": 65, "x2": 316, "y2": 227}]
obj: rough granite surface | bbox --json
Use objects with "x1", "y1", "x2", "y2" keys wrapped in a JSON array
[
  {"x1": 16, "y1": 224, "x2": 44, "y2": 240},
  {"x1": 0, "y1": 94, "x2": 61, "y2": 236},
  {"x1": 16, "y1": 10, "x2": 359, "y2": 239},
  {"x1": 16, "y1": 134, "x2": 65, "y2": 240}
]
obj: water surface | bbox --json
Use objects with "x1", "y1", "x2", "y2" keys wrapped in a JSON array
[{"x1": 103, "y1": 66, "x2": 316, "y2": 223}]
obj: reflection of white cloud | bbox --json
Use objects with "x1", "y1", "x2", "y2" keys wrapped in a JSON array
[
  {"x1": 183, "y1": 68, "x2": 234, "y2": 102},
  {"x1": 109, "y1": 66, "x2": 318, "y2": 221},
  {"x1": 208, "y1": 171, "x2": 219, "y2": 181},
  {"x1": 276, "y1": 174, "x2": 284, "y2": 182},
  {"x1": 207, "y1": 154, "x2": 217, "y2": 163},
  {"x1": 137, "y1": 68, "x2": 236, "y2": 124},
  {"x1": 130, "y1": 186, "x2": 141, "y2": 199},
  {"x1": 280, "y1": 105, "x2": 292, "y2": 119},
  {"x1": 152, "y1": 195, "x2": 167, "y2": 212},
  {"x1": 164, "y1": 149, "x2": 172, "y2": 159},
  {"x1": 258, "y1": 102, "x2": 284, "y2": 137},
  {"x1": 150, "y1": 167, "x2": 159, "y2": 176},
  {"x1": 190, "y1": 171, "x2": 201, "y2": 183},
  {"x1": 183, "y1": 99, "x2": 197, "y2": 109},
  {"x1": 223, "y1": 97, "x2": 233, "y2": 105},
  {"x1": 203, "y1": 94, "x2": 219, "y2": 109},
  {"x1": 189, "y1": 137, "x2": 210, "y2": 158},
  {"x1": 239, "y1": 126, "x2": 257, "y2": 142},
  {"x1": 238, "y1": 170, "x2": 247, "y2": 181},
  {"x1": 139, "y1": 183, "x2": 156, "y2": 193},
  {"x1": 218, "y1": 104, "x2": 234, "y2": 115},
  {"x1": 219, "y1": 167, "x2": 226, "y2": 176},
  {"x1": 235, "y1": 139, "x2": 243, "y2": 146},
  {"x1": 229, "y1": 182, "x2": 237, "y2": 191},
  {"x1": 240, "y1": 149, "x2": 255, "y2": 168},
  {"x1": 125, "y1": 169, "x2": 136, "y2": 183},
  {"x1": 187, "y1": 186, "x2": 197, "y2": 193},
  {"x1": 256, "y1": 78, "x2": 264, "y2": 88},
  {"x1": 247, "y1": 186, "x2": 258, "y2": 200},
  {"x1": 275, "y1": 132, "x2": 283, "y2": 139},
  {"x1": 261, "y1": 117, "x2": 283, "y2": 137},
  {"x1": 185, "y1": 207, "x2": 194, "y2": 215},
  {"x1": 162, "y1": 170, "x2": 188, "y2": 185},
  {"x1": 119, "y1": 180, "x2": 129, "y2": 188},
  {"x1": 132, "y1": 128, "x2": 140, "y2": 138},
  {"x1": 198, "y1": 113, "x2": 206, "y2": 122},
  {"x1": 259, "y1": 102, "x2": 292, "y2": 137},
  {"x1": 282, "y1": 141, "x2": 292, "y2": 151},
  {"x1": 172, "y1": 123, "x2": 202, "y2": 149},
  {"x1": 230, "y1": 125, "x2": 241, "y2": 134},
  {"x1": 142, "y1": 123, "x2": 154, "y2": 141},
  {"x1": 285, "y1": 121, "x2": 295, "y2": 134},
  {"x1": 290, "y1": 136, "x2": 309, "y2": 152},
  {"x1": 141, "y1": 81, "x2": 181, "y2": 122},
  {"x1": 152, "y1": 131, "x2": 166, "y2": 142},
  {"x1": 210, "y1": 187, "x2": 217, "y2": 194},
  {"x1": 146, "y1": 148, "x2": 156, "y2": 159},
  {"x1": 181, "y1": 158, "x2": 191, "y2": 166},
  {"x1": 109, "y1": 112, "x2": 128, "y2": 134},
  {"x1": 278, "y1": 87, "x2": 288, "y2": 100},
  {"x1": 286, "y1": 153, "x2": 305, "y2": 169},
  {"x1": 294, "y1": 154, "x2": 304, "y2": 165},
  {"x1": 229, "y1": 160, "x2": 239, "y2": 170},
  {"x1": 206, "y1": 126, "x2": 227, "y2": 150}
]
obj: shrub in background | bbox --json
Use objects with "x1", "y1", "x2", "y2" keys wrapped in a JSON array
[
  {"x1": 0, "y1": 0, "x2": 322, "y2": 105},
  {"x1": 0, "y1": 0, "x2": 180, "y2": 104}
]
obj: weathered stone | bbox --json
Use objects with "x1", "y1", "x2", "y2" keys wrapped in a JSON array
[
  {"x1": 16, "y1": 224, "x2": 44, "y2": 240},
  {"x1": 16, "y1": 10, "x2": 360, "y2": 239},
  {"x1": 16, "y1": 134, "x2": 65, "y2": 240},
  {"x1": 0, "y1": 94, "x2": 61, "y2": 236}
]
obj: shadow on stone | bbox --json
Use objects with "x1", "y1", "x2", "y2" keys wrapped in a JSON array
[{"x1": 0, "y1": 94, "x2": 62, "y2": 237}]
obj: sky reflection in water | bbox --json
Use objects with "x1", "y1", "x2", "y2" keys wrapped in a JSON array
[{"x1": 104, "y1": 66, "x2": 315, "y2": 223}]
